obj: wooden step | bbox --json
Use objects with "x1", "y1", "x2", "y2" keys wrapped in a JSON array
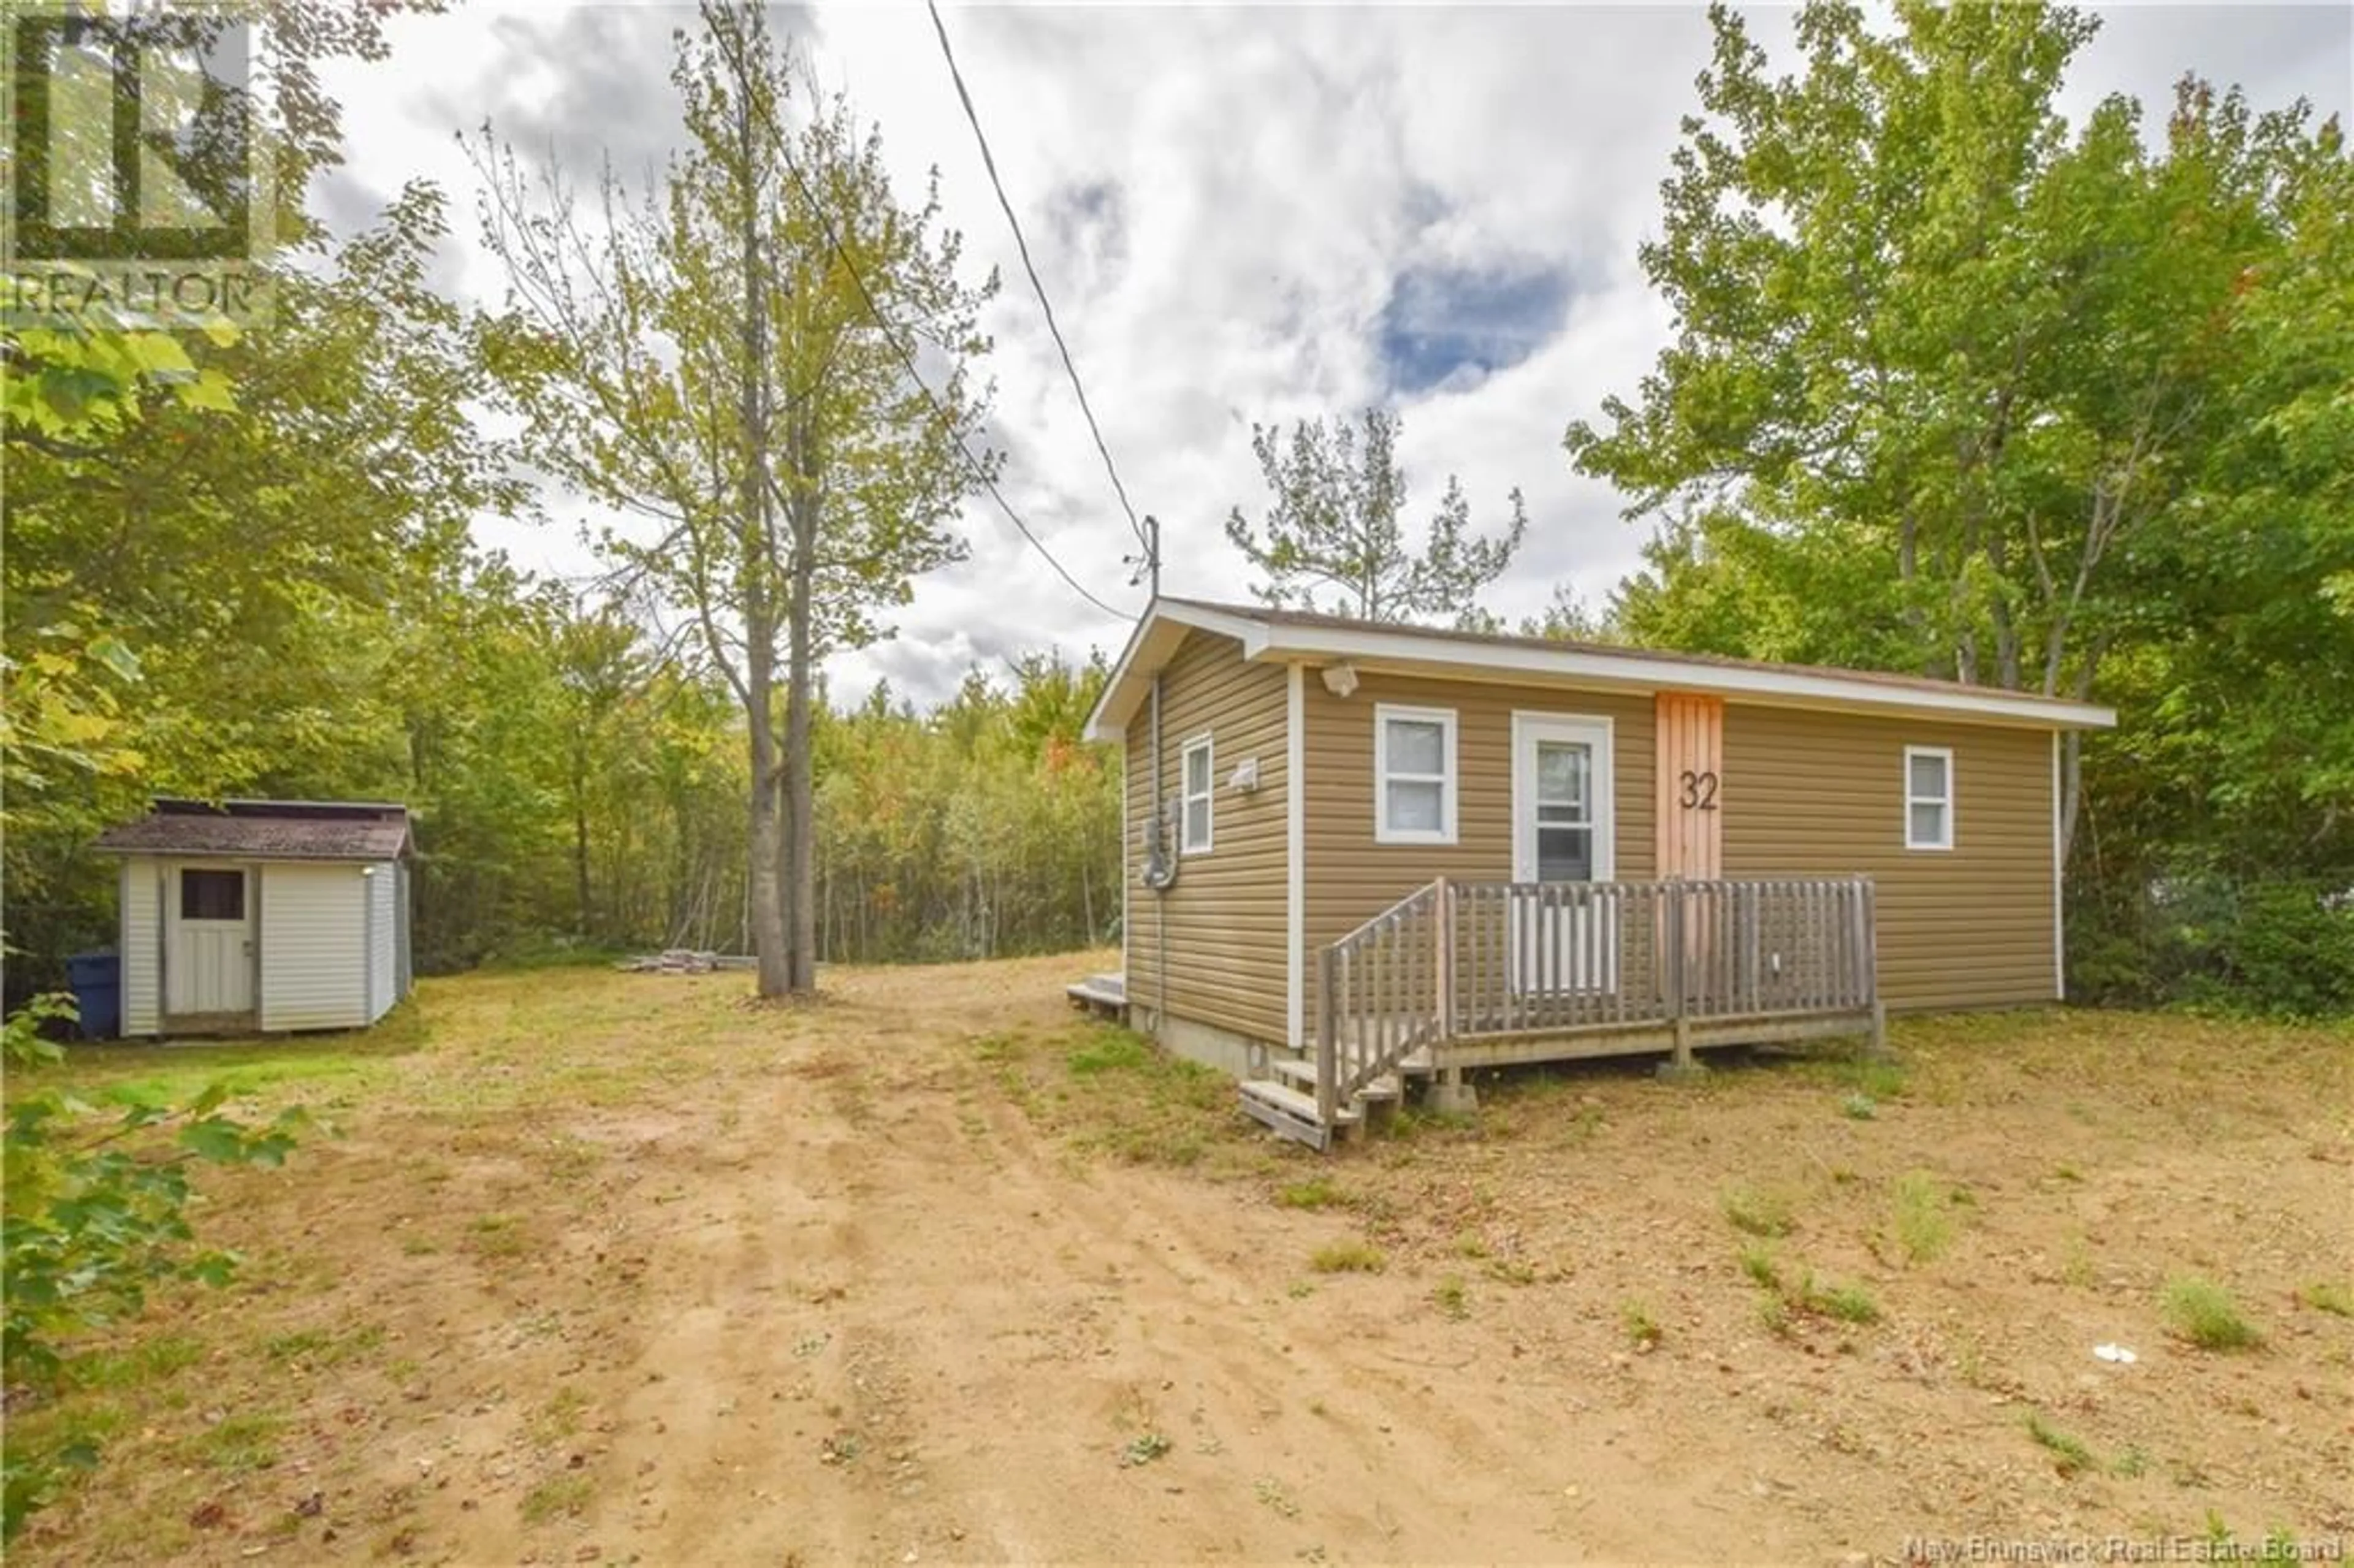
[
  {"x1": 1238, "y1": 1078, "x2": 1356, "y2": 1149},
  {"x1": 1268, "y1": 1057, "x2": 1400, "y2": 1100}
]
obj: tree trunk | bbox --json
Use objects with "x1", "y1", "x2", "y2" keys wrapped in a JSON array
[
  {"x1": 782, "y1": 481, "x2": 820, "y2": 993},
  {"x1": 732, "y1": 78, "x2": 788, "y2": 999}
]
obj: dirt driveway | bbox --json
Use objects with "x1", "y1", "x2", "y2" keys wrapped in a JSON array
[{"x1": 13, "y1": 954, "x2": 2352, "y2": 1565}]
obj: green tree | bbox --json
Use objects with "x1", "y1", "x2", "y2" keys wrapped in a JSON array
[
  {"x1": 474, "y1": 1, "x2": 994, "y2": 997},
  {"x1": 1225, "y1": 408, "x2": 1526, "y2": 623},
  {"x1": 1567, "y1": 0, "x2": 2352, "y2": 1007}
]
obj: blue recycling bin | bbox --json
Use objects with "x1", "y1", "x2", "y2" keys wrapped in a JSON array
[{"x1": 66, "y1": 950, "x2": 121, "y2": 1040}]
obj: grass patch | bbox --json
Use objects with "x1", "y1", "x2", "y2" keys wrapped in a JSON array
[
  {"x1": 981, "y1": 1023, "x2": 1257, "y2": 1173},
  {"x1": 1720, "y1": 1182, "x2": 1796, "y2": 1238},
  {"x1": 1309, "y1": 1239, "x2": 1387, "y2": 1274},
  {"x1": 465, "y1": 1212, "x2": 530, "y2": 1259},
  {"x1": 190, "y1": 1410, "x2": 286, "y2": 1472},
  {"x1": 1620, "y1": 1300, "x2": 1663, "y2": 1349},
  {"x1": 1891, "y1": 1170, "x2": 1958, "y2": 1265},
  {"x1": 1433, "y1": 1276, "x2": 1469, "y2": 1320},
  {"x1": 1738, "y1": 1243, "x2": 1781, "y2": 1291},
  {"x1": 2296, "y1": 1281, "x2": 2353, "y2": 1318},
  {"x1": 263, "y1": 1323, "x2": 384, "y2": 1368},
  {"x1": 1065, "y1": 1032, "x2": 1154, "y2": 1076},
  {"x1": 519, "y1": 1473, "x2": 592, "y2": 1524},
  {"x1": 1276, "y1": 1176, "x2": 1348, "y2": 1210},
  {"x1": 2026, "y1": 1411, "x2": 2097, "y2": 1477},
  {"x1": 69, "y1": 1334, "x2": 205, "y2": 1391},
  {"x1": 2161, "y1": 1276, "x2": 2261, "y2": 1351}
]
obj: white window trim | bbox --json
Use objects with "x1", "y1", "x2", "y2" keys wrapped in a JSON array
[
  {"x1": 1179, "y1": 733, "x2": 1214, "y2": 856},
  {"x1": 1905, "y1": 744, "x2": 1956, "y2": 851},
  {"x1": 1374, "y1": 703, "x2": 1458, "y2": 846}
]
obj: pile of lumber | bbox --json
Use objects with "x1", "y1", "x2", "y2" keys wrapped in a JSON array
[{"x1": 617, "y1": 949, "x2": 723, "y2": 974}]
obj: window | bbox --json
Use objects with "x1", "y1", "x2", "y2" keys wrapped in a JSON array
[
  {"x1": 180, "y1": 868, "x2": 245, "y2": 921},
  {"x1": 1180, "y1": 734, "x2": 1214, "y2": 854},
  {"x1": 1905, "y1": 745, "x2": 1954, "y2": 850},
  {"x1": 1376, "y1": 705, "x2": 1458, "y2": 844}
]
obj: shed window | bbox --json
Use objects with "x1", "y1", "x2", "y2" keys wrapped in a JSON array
[
  {"x1": 1376, "y1": 705, "x2": 1458, "y2": 845},
  {"x1": 1180, "y1": 735, "x2": 1214, "y2": 854},
  {"x1": 180, "y1": 869, "x2": 245, "y2": 921},
  {"x1": 1904, "y1": 745, "x2": 1954, "y2": 850}
]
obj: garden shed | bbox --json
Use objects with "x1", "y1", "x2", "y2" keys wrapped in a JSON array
[{"x1": 92, "y1": 799, "x2": 414, "y2": 1036}]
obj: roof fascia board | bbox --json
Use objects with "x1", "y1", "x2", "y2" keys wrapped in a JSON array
[
  {"x1": 1082, "y1": 602, "x2": 1273, "y2": 740},
  {"x1": 1245, "y1": 623, "x2": 2116, "y2": 730}
]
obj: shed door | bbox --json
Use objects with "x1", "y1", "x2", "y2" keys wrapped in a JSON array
[{"x1": 167, "y1": 864, "x2": 255, "y2": 1021}]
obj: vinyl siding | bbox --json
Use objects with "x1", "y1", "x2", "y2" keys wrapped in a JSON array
[
  {"x1": 121, "y1": 858, "x2": 161, "y2": 1035},
  {"x1": 1124, "y1": 631, "x2": 1289, "y2": 1046},
  {"x1": 1720, "y1": 704, "x2": 2057, "y2": 1010},
  {"x1": 1301, "y1": 671, "x2": 1658, "y2": 1036},
  {"x1": 258, "y1": 862, "x2": 368, "y2": 1031},
  {"x1": 365, "y1": 861, "x2": 398, "y2": 1023}
]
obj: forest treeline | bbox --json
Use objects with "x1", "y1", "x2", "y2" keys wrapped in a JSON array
[{"x1": 6, "y1": 0, "x2": 2349, "y2": 1015}]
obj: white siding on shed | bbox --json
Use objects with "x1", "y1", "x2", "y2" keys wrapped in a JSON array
[
  {"x1": 120, "y1": 859, "x2": 162, "y2": 1035},
  {"x1": 258, "y1": 862, "x2": 368, "y2": 1031},
  {"x1": 364, "y1": 861, "x2": 398, "y2": 1024}
]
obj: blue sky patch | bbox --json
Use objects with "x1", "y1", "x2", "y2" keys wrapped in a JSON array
[{"x1": 1377, "y1": 262, "x2": 1571, "y2": 395}]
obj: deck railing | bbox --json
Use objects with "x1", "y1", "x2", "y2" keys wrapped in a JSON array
[{"x1": 1316, "y1": 876, "x2": 1878, "y2": 1116}]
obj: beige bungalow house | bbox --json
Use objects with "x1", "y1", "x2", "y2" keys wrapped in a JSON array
[{"x1": 1078, "y1": 598, "x2": 2116, "y2": 1147}]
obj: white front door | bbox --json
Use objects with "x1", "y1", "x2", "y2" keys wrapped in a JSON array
[
  {"x1": 1510, "y1": 715, "x2": 1617, "y2": 994},
  {"x1": 166, "y1": 863, "x2": 255, "y2": 1020}
]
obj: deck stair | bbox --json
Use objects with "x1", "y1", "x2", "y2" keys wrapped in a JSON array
[{"x1": 1242, "y1": 875, "x2": 1882, "y2": 1152}]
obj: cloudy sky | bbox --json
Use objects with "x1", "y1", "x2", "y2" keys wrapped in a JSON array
[{"x1": 316, "y1": 2, "x2": 2352, "y2": 704}]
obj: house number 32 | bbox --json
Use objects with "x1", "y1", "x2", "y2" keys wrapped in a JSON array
[{"x1": 1678, "y1": 769, "x2": 1720, "y2": 811}]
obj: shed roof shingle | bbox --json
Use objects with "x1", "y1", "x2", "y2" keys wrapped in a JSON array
[{"x1": 92, "y1": 799, "x2": 412, "y2": 862}]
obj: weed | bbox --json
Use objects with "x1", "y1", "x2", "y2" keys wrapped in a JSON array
[
  {"x1": 1739, "y1": 1244, "x2": 1782, "y2": 1291},
  {"x1": 528, "y1": 1386, "x2": 589, "y2": 1445},
  {"x1": 519, "y1": 1474, "x2": 592, "y2": 1524},
  {"x1": 1452, "y1": 1230, "x2": 1491, "y2": 1260},
  {"x1": 1119, "y1": 1432, "x2": 1171, "y2": 1467},
  {"x1": 1891, "y1": 1171, "x2": 1957, "y2": 1265},
  {"x1": 2111, "y1": 1445, "x2": 2149, "y2": 1479},
  {"x1": 1286, "y1": 1281, "x2": 1316, "y2": 1300},
  {"x1": 1309, "y1": 1239, "x2": 1386, "y2": 1274},
  {"x1": 2296, "y1": 1281, "x2": 2353, "y2": 1318},
  {"x1": 2053, "y1": 1163, "x2": 2083, "y2": 1182},
  {"x1": 2027, "y1": 1412, "x2": 2095, "y2": 1477},
  {"x1": 1433, "y1": 1276, "x2": 1469, "y2": 1320},
  {"x1": 2160, "y1": 1276, "x2": 2262, "y2": 1351},
  {"x1": 1276, "y1": 1176, "x2": 1347, "y2": 1210},
  {"x1": 1840, "y1": 1092, "x2": 1878, "y2": 1121},
  {"x1": 1483, "y1": 1257, "x2": 1539, "y2": 1286},
  {"x1": 1720, "y1": 1182, "x2": 1796, "y2": 1238},
  {"x1": 1254, "y1": 1476, "x2": 1301, "y2": 1520},
  {"x1": 1620, "y1": 1301, "x2": 1663, "y2": 1349},
  {"x1": 1801, "y1": 1277, "x2": 1881, "y2": 1325}
]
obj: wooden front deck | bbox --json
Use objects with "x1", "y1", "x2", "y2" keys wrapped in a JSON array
[{"x1": 1244, "y1": 875, "x2": 1883, "y2": 1148}]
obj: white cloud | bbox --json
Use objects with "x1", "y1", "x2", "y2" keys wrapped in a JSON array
[{"x1": 313, "y1": 1, "x2": 2353, "y2": 702}]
